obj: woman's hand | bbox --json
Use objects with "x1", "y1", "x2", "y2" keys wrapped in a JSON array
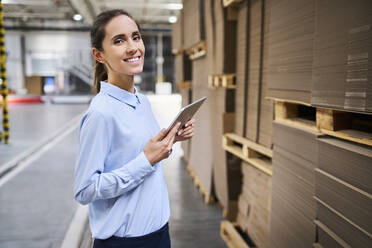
[
  {"x1": 174, "y1": 118, "x2": 195, "y2": 143},
  {"x1": 144, "y1": 122, "x2": 181, "y2": 166}
]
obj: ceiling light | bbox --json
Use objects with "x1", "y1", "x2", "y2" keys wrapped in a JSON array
[
  {"x1": 168, "y1": 16, "x2": 177, "y2": 23},
  {"x1": 73, "y1": 14, "x2": 83, "y2": 21}
]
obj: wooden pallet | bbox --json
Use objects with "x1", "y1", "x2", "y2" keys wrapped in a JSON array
[
  {"x1": 177, "y1": 81, "x2": 192, "y2": 91},
  {"x1": 220, "y1": 221, "x2": 253, "y2": 248},
  {"x1": 185, "y1": 41, "x2": 206, "y2": 60},
  {"x1": 223, "y1": 0, "x2": 243, "y2": 7},
  {"x1": 222, "y1": 133, "x2": 273, "y2": 176},
  {"x1": 208, "y1": 74, "x2": 236, "y2": 89},
  {"x1": 274, "y1": 99, "x2": 372, "y2": 147},
  {"x1": 186, "y1": 165, "x2": 214, "y2": 204}
]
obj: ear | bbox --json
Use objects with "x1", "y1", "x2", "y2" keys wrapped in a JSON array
[{"x1": 92, "y1": 47, "x2": 105, "y2": 64}]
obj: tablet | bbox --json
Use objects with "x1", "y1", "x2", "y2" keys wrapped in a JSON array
[{"x1": 166, "y1": 96, "x2": 207, "y2": 135}]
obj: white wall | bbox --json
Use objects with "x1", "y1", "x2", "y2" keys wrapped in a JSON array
[{"x1": 5, "y1": 32, "x2": 24, "y2": 93}]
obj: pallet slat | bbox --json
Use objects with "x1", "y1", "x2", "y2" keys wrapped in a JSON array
[
  {"x1": 222, "y1": 133, "x2": 273, "y2": 176},
  {"x1": 223, "y1": 0, "x2": 243, "y2": 8},
  {"x1": 220, "y1": 221, "x2": 251, "y2": 248},
  {"x1": 208, "y1": 74, "x2": 236, "y2": 89},
  {"x1": 185, "y1": 41, "x2": 206, "y2": 60},
  {"x1": 177, "y1": 81, "x2": 192, "y2": 91},
  {"x1": 274, "y1": 100, "x2": 372, "y2": 147}
]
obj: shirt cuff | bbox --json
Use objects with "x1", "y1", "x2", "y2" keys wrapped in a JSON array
[{"x1": 124, "y1": 151, "x2": 155, "y2": 181}]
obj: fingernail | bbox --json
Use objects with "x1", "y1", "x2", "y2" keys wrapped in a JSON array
[{"x1": 177, "y1": 131, "x2": 181, "y2": 135}]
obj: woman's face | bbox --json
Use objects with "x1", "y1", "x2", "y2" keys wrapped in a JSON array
[{"x1": 98, "y1": 15, "x2": 145, "y2": 77}]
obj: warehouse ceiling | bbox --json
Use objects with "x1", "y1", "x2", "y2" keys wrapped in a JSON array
[{"x1": 3, "y1": 0, "x2": 182, "y2": 30}]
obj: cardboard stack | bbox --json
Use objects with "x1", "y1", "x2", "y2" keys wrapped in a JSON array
[
  {"x1": 315, "y1": 137, "x2": 372, "y2": 248},
  {"x1": 172, "y1": 9, "x2": 193, "y2": 161},
  {"x1": 234, "y1": 0, "x2": 248, "y2": 136},
  {"x1": 270, "y1": 121, "x2": 321, "y2": 248},
  {"x1": 205, "y1": 0, "x2": 241, "y2": 219},
  {"x1": 236, "y1": 0, "x2": 273, "y2": 149},
  {"x1": 188, "y1": 57, "x2": 214, "y2": 200},
  {"x1": 171, "y1": 10, "x2": 183, "y2": 54},
  {"x1": 214, "y1": 0, "x2": 237, "y2": 74},
  {"x1": 237, "y1": 162, "x2": 272, "y2": 248},
  {"x1": 267, "y1": 0, "x2": 315, "y2": 104},
  {"x1": 311, "y1": 0, "x2": 372, "y2": 112},
  {"x1": 183, "y1": 0, "x2": 205, "y2": 50}
]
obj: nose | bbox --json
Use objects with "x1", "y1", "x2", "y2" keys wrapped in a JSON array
[{"x1": 126, "y1": 40, "x2": 137, "y2": 55}]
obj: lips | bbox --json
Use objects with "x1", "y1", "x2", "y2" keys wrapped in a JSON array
[{"x1": 124, "y1": 56, "x2": 141, "y2": 63}]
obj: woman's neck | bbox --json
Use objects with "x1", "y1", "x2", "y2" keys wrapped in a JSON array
[{"x1": 107, "y1": 73, "x2": 135, "y2": 93}]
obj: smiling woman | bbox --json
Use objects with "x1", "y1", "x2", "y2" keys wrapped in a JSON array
[{"x1": 73, "y1": 9, "x2": 195, "y2": 248}]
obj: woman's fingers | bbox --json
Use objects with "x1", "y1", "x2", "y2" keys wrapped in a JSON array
[
  {"x1": 184, "y1": 118, "x2": 195, "y2": 128},
  {"x1": 163, "y1": 122, "x2": 180, "y2": 144}
]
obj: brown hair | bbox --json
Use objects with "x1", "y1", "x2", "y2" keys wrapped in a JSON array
[{"x1": 91, "y1": 9, "x2": 140, "y2": 93}]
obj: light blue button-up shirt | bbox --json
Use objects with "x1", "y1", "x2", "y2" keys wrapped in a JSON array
[{"x1": 74, "y1": 82, "x2": 170, "y2": 239}]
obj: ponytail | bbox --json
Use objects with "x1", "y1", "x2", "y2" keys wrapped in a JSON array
[{"x1": 93, "y1": 60, "x2": 107, "y2": 93}]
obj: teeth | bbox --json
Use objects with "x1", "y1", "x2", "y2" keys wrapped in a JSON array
[{"x1": 126, "y1": 56, "x2": 140, "y2": 62}]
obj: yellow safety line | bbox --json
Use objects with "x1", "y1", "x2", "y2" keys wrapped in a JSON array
[{"x1": 0, "y1": 2, "x2": 9, "y2": 144}]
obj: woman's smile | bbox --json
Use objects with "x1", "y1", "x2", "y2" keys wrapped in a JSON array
[{"x1": 123, "y1": 56, "x2": 142, "y2": 63}]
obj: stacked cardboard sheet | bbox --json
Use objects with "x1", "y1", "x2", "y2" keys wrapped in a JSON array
[
  {"x1": 183, "y1": 0, "x2": 205, "y2": 49},
  {"x1": 312, "y1": 0, "x2": 372, "y2": 112},
  {"x1": 270, "y1": 121, "x2": 321, "y2": 248},
  {"x1": 258, "y1": 0, "x2": 273, "y2": 148},
  {"x1": 234, "y1": 0, "x2": 249, "y2": 136},
  {"x1": 267, "y1": 0, "x2": 315, "y2": 104},
  {"x1": 171, "y1": 10, "x2": 183, "y2": 52},
  {"x1": 204, "y1": 0, "x2": 241, "y2": 216},
  {"x1": 205, "y1": 0, "x2": 215, "y2": 74},
  {"x1": 188, "y1": 57, "x2": 214, "y2": 198},
  {"x1": 210, "y1": 88, "x2": 241, "y2": 219},
  {"x1": 241, "y1": 0, "x2": 273, "y2": 149},
  {"x1": 214, "y1": 0, "x2": 237, "y2": 74},
  {"x1": 315, "y1": 137, "x2": 372, "y2": 248},
  {"x1": 237, "y1": 162, "x2": 272, "y2": 248}
]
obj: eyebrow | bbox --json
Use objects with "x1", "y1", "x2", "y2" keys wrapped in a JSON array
[{"x1": 111, "y1": 31, "x2": 140, "y2": 41}]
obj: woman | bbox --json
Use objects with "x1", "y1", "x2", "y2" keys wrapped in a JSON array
[{"x1": 74, "y1": 9, "x2": 194, "y2": 248}]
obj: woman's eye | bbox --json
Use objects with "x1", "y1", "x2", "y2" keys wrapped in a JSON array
[
  {"x1": 133, "y1": 35, "x2": 141, "y2": 41},
  {"x1": 114, "y1": 39, "x2": 123, "y2": 44}
]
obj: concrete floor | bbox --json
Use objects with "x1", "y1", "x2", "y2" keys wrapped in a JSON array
[{"x1": 0, "y1": 96, "x2": 226, "y2": 248}]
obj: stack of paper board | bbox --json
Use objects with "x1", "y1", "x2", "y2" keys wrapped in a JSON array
[
  {"x1": 205, "y1": 0, "x2": 215, "y2": 74},
  {"x1": 270, "y1": 121, "x2": 321, "y2": 248},
  {"x1": 315, "y1": 137, "x2": 372, "y2": 248},
  {"x1": 183, "y1": 0, "x2": 205, "y2": 49},
  {"x1": 245, "y1": 0, "x2": 263, "y2": 143},
  {"x1": 258, "y1": 0, "x2": 273, "y2": 149},
  {"x1": 210, "y1": 88, "x2": 241, "y2": 219},
  {"x1": 242, "y1": 0, "x2": 273, "y2": 149},
  {"x1": 267, "y1": 0, "x2": 315, "y2": 104},
  {"x1": 234, "y1": 0, "x2": 248, "y2": 136},
  {"x1": 188, "y1": 57, "x2": 214, "y2": 198},
  {"x1": 214, "y1": 0, "x2": 237, "y2": 74},
  {"x1": 312, "y1": 0, "x2": 372, "y2": 112},
  {"x1": 174, "y1": 54, "x2": 192, "y2": 86},
  {"x1": 171, "y1": 10, "x2": 183, "y2": 52},
  {"x1": 237, "y1": 162, "x2": 271, "y2": 248}
]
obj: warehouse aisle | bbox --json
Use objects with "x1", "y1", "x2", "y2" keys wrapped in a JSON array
[
  {"x1": 0, "y1": 129, "x2": 80, "y2": 248},
  {"x1": 0, "y1": 104, "x2": 87, "y2": 171}
]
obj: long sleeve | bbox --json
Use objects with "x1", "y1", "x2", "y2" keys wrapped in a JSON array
[{"x1": 74, "y1": 110, "x2": 155, "y2": 205}]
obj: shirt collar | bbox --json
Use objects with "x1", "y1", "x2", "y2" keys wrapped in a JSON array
[{"x1": 100, "y1": 81, "x2": 141, "y2": 108}]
